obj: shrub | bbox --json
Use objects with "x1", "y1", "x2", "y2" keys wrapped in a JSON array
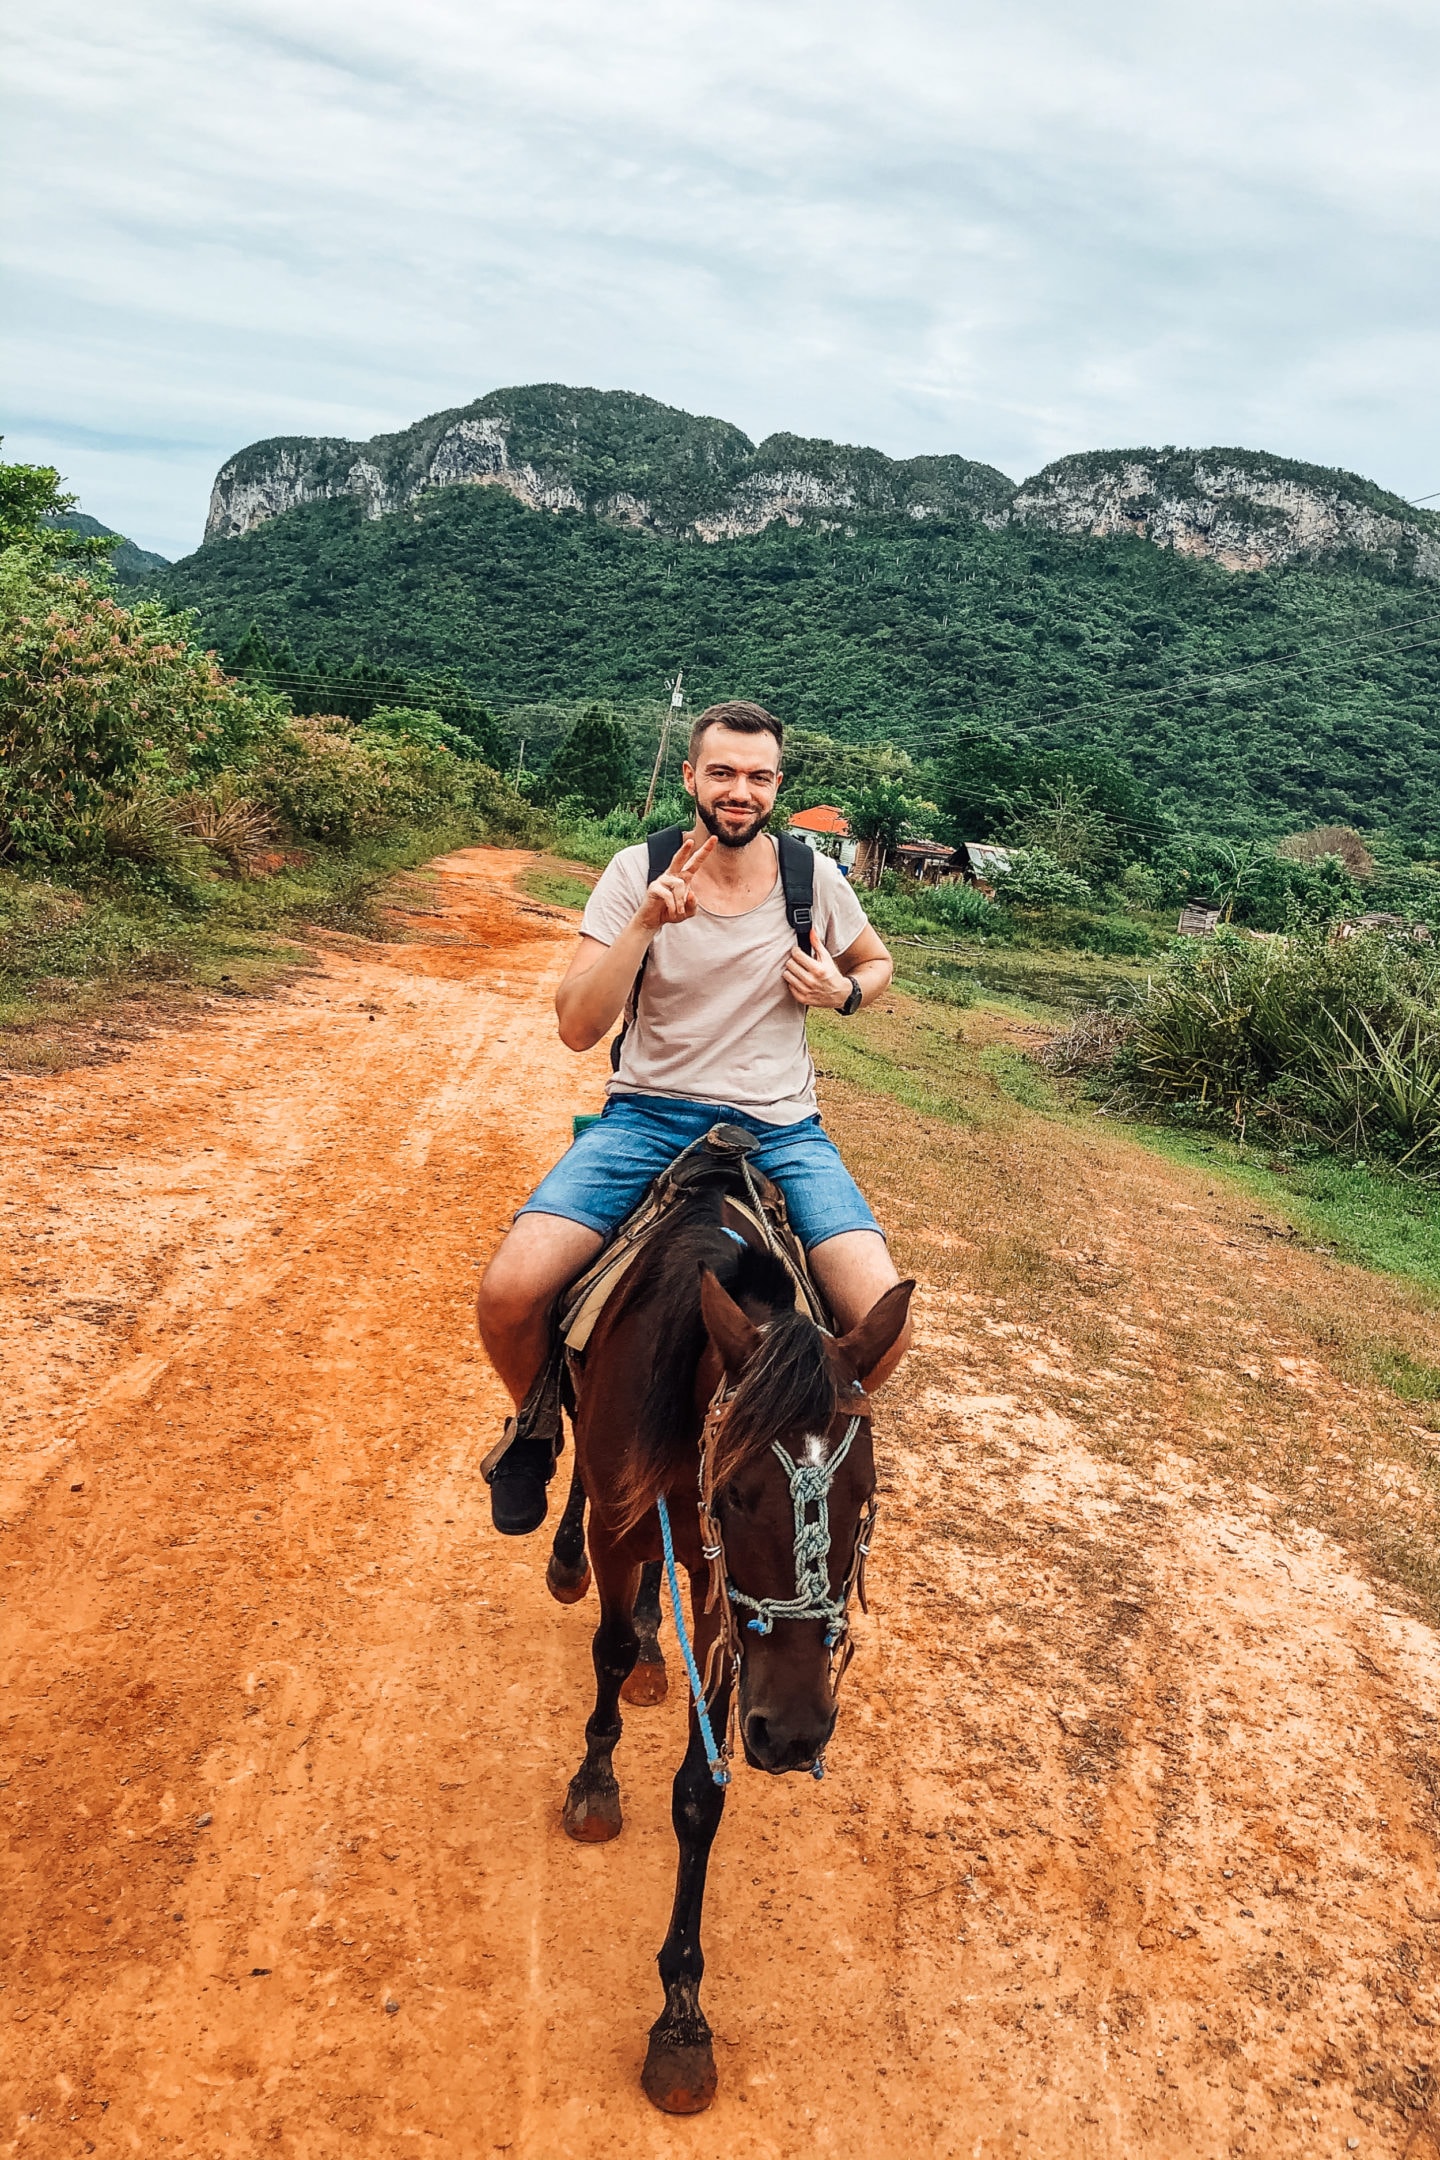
[
  {"x1": 170, "y1": 772, "x2": 277, "y2": 876},
  {"x1": 1120, "y1": 926, "x2": 1440, "y2": 1164},
  {"x1": 917, "y1": 880, "x2": 1002, "y2": 935},
  {"x1": 0, "y1": 551, "x2": 287, "y2": 863},
  {"x1": 991, "y1": 847, "x2": 1094, "y2": 908}
]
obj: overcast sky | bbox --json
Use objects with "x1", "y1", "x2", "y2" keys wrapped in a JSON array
[{"x1": 5, "y1": 0, "x2": 1440, "y2": 560}]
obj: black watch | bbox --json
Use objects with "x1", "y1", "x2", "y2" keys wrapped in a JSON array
[{"x1": 838, "y1": 976, "x2": 863, "y2": 1018}]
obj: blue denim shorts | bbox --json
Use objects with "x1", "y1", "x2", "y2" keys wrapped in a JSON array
[{"x1": 517, "y1": 1093, "x2": 882, "y2": 1251}]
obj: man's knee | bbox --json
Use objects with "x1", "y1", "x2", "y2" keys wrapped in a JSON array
[
  {"x1": 476, "y1": 1247, "x2": 546, "y2": 1336},
  {"x1": 477, "y1": 1216, "x2": 602, "y2": 1337}
]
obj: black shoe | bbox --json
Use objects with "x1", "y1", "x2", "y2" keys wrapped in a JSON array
[{"x1": 482, "y1": 1418, "x2": 555, "y2": 1536}]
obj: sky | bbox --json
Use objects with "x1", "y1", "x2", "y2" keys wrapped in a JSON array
[{"x1": 5, "y1": 0, "x2": 1440, "y2": 561}]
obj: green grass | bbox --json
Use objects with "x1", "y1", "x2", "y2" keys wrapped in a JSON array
[
  {"x1": 517, "y1": 866, "x2": 594, "y2": 910},
  {"x1": 888, "y1": 931, "x2": 1155, "y2": 1016},
  {"x1": 1114, "y1": 1118, "x2": 1440, "y2": 1299}
]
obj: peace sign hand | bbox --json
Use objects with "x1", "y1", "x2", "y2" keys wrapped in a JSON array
[{"x1": 637, "y1": 830, "x2": 717, "y2": 931}]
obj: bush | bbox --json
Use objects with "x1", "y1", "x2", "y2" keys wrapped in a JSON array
[
  {"x1": 991, "y1": 847, "x2": 1094, "y2": 908},
  {"x1": 0, "y1": 551, "x2": 287, "y2": 863},
  {"x1": 1119, "y1": 926, "x2": 1440, "y2": 1164}
]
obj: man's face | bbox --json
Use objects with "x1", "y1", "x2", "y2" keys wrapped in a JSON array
[{"x1": 684, "y1": 726, "x2": 783, "y2": 850}]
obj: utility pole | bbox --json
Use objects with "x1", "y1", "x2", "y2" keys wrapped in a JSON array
[
  {"x1": 643, "y1": 670, "x2": 684, "y2": 819},
  {"x1": 513, "y1": 737, "x2": 526, "y2": 789}
]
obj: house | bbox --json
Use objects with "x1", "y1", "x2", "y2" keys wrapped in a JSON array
[
  {"x1": 786, "y1": 804, "x2": 862, "y2": 877},
  {"x1": 893, "y1": 838, "x2": 959, "y2": 882}
]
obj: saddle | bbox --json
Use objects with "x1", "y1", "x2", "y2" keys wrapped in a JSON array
[{"x1": 515, "y1": 1124, "x2": 827, "y2": 1460}]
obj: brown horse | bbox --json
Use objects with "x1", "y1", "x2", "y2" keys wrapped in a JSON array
[{"x1": 544, "y1": 1179, "x2": 913, "y2": 2114}]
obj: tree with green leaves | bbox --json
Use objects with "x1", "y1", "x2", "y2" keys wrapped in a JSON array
[
  {"x1": 539, "y1": 705, "x2": 635, "y2": 815},
  {"x1": 847, "y1": 777, "x2": 917, "y2": 881},
  {"x1": 0, "y1": 445, "x2": 115, "y2": 566}
]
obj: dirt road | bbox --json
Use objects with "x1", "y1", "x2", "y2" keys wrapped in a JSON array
[{"x1": 4, "y1": 848, "x2": 1440, "y2": 2157}]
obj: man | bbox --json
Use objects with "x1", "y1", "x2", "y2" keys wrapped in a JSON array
[{"x1": 476, "y1": 699, "x2": 912, "y2": 1534}]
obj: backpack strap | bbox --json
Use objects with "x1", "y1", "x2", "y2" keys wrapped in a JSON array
[
  {"x1": 610, "y1": 827, "x2": 686, "y2": 1073},
  {"x1": 777, "y1": 830, "x2": 816, "y2": 950}
]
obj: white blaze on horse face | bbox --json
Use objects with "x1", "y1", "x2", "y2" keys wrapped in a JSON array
[{"x1": 803, "y1": 1431, "x2": 829, "y2": 1467}]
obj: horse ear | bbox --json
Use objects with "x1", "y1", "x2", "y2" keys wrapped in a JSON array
[
  {"x1": 833, "y1": 1279, "x2": 915, "y2": 1386},
  {"x1": 699, "y1": 1267, "x2": 762, "y2": 1375}
]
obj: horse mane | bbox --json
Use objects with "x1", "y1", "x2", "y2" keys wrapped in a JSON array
[{"x1": 605, "y1": 1189, "x2": 834, "y2": 1531}]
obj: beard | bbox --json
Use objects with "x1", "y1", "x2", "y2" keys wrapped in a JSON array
[{"x1": 695, "y1": 797, "x2": 772, "y2": 851}]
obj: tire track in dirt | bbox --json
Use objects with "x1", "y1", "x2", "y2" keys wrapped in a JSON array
[{"x1": 3, "y1": 847, "x2": 1440, "y2": 2157}]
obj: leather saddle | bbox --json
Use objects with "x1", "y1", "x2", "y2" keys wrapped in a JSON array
[{"x1": 514, "y1": 1124, "x2": 827, "y2": 1461}]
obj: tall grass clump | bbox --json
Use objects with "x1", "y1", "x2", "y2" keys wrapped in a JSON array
[{"x1": 1117, "y1": 926, "x2": 1440, "y2": 1166}]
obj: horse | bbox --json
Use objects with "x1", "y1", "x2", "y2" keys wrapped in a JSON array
[{"x1": 542, "y1": 1176, "x2": 914, "y2": 2114}]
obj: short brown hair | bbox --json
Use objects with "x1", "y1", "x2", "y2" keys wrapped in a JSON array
[{"x1": 687, "y1": 700, "x2": 783, "y2": 766}]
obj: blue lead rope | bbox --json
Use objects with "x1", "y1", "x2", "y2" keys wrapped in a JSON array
[{"x1": 656, "y1": 1492, "x2": 731, "y2": 1787}]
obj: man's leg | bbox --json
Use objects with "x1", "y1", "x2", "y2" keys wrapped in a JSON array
[
  {"x1": 476, "y1": 1212, "x2": 603, "y2": 1535},
  {"x1": 807, "y1": 1229, "x2": 913, "y2": 1392},
  {"x1": 477, "y1": 1212, "x2": 605, "y2": 1411}
]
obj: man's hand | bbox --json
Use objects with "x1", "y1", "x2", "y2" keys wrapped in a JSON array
[
  {"x1": 782, "y1": 929, "x2": 854, "y2": 1010},
  {"x1": 636, "y1": 831, "x2": 718, "y2": 932}
]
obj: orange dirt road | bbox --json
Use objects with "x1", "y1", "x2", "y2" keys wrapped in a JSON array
[{"x1": 4, "y1": 848, "x2": 1440, "y2": 2157}]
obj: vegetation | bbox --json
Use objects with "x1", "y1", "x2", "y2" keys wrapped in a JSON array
[
  {"x1": 535, "y1": 704, "x2": 635, "y2": 814},
  {"x1": 149, "y1": 477, "x2": 1440, "y2": 841},
  {"x1": 0, "y1": 454, "x2": 540, "y2": 1031},
  {"x1": 1047, "y1": 926, "x2": 1440, "y2": 1170}
]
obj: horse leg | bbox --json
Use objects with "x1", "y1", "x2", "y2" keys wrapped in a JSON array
[
  {"x1": 641, "y1": 1661, "x2": 729, "y2": 2113},
  {"x1": 562, "y1": 1539, "x2": 639, "y2": 1844},
  {"x1": 545, "y1": 1461, "x2": 591, "y2": 1604},
  {"x1": 620, "y1": 1558, "x2": 667, "y2": 1705}
]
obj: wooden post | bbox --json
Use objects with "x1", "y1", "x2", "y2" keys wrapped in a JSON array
[{"x1": 643, "y1": 670, "x2": 684, "y2": 819}]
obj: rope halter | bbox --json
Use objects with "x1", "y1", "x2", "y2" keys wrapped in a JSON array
[{"x1": 726, "y1": 1419, "x2": 863, "y2": 1648}]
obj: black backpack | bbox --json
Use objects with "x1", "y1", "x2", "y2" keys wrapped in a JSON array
[{"x1": 610, "y1": 826, "x2": 817, "y2": 1072}]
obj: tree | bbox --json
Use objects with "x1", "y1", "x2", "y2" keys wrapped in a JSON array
[
  {"x1": 540, "y1": 705, "x2": 634, "y2": 815},
  {"x1": 847, "y1": 777, "x2": 914, "y2": 882},
  {"x1": 0, "y1": 445, "x2": 114, "y2": 565}
]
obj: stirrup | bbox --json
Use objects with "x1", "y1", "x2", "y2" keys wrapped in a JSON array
[{"x1": 480, "y1": 1354, "x2": 563, "y2": 1483}]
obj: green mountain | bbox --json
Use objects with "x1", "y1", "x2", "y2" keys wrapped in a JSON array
[
  {"x1": 46, "y1": 511, "x2": 171, "y2": 584},
  {"x1": 151, "y1": 385, "x2": 1440, "y2": 841}
]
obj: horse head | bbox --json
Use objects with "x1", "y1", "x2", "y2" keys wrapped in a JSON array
[{"x1": 697, "y1": 1268, "x2": 914, "y2": 1776}]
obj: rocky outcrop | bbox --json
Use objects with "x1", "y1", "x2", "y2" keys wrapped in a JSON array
[
  {"x1": 1010, "y1": 448, "x2": 1440, "y2": 580},
  {"x1": 203, "y1": 393, "x2": 1440, "y2": 583},
  {"x1": 203, "y1": 386, "x2": 1014, "y2": 547}
]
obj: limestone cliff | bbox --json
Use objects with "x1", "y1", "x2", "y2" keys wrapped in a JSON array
[
  {"x1": 1009, "y1": 447, "x2": 1440, "y2": 580},
  {"x1": 203, "y1": 385, "x2": 1013, "y2": 546},
  {"x1": 203, "y1": 390, "x2": 1439, "y2": 583}
]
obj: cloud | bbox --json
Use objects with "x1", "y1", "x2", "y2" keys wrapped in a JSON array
[{"x1": 4, "y1": 0, "x2": 1438, "y2": 556}]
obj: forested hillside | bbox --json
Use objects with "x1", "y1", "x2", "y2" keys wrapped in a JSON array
[{"x1": 154, "y1": 483, "x2": 1440, "y2": 840}]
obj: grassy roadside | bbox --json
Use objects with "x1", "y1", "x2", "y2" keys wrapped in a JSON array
[
  {"x1": 815, "y1": 989, "x2": 1440, "y2": 1619},
  {"x1": 870, "y1": 933, "x2": 1440, "y2": 1301},
  {"x1": 0, "y1": 818, "x2": 498, "y2": 1071}
]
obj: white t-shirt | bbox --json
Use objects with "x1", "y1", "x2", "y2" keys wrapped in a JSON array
[{"x1": 580, "y1": 838, "x2": 871, "y2": 1125}]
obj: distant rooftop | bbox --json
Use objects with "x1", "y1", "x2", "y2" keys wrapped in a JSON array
[{"x1": 788, "y1": 805, "x2": 850, "y2": 836}]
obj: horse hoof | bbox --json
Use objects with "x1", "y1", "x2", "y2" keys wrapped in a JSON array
[
  {"x1": 620, "y1": 1657, "x2": 668, "y2": 1707},
  {"x1": 545, "y1": 1555, "x2": 591, "y2": 1605},
  {"x1": 641, "y1": 2036, "x2": 717, "y2": 2115},
  {"x1": 562, "y1": 1778, "x2": 622, "y2": 1843}
]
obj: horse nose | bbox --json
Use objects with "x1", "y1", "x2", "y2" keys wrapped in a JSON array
[{"x1": 744, "y1": 1709, "x2": 835, "y2": 1775}]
